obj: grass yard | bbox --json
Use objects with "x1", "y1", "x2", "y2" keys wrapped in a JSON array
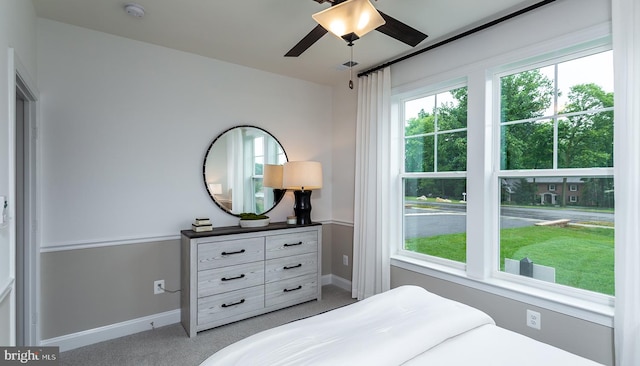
[{"x1": 405, "y1": 225, "x2": 614, "y2": 295}]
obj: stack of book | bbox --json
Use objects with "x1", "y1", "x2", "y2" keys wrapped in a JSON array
[{"x1": 192, "y1": 218, "x2": 213, "y2": 232}]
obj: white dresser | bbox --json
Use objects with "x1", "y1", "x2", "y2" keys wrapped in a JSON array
[{"x1": 180, "y1": 222, "x2": 322, "y2": 337}]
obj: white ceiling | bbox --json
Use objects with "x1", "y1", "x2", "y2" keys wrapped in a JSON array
[{"x1": 32, "y1": 0, "x2": 543, "y2": 87}]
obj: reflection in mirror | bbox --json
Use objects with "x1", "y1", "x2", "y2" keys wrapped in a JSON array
[{"x1": 203, "y1": 126, "x2": 287, "y2": 216}]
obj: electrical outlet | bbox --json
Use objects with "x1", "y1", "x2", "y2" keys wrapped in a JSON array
[
  {"x1": 343, "y1": 255, "x2": 349, "y2": 266},
  {"x1": 154, "y1": 280, "x2": 165, "y2": 294},
  {"x1": 527, "y1": 309, "x2": 541, "y2": 330}
]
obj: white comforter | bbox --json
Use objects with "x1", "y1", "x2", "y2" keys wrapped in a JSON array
[
  {"x1": 200, "y1": 285, "x2": 602, "y2": 365},
  {"x1": 404, "y1": 323, "x2": 602, "y2": 366},
  {"x1": 200, "y1": 285, "x2": 494, "y2": 365}
]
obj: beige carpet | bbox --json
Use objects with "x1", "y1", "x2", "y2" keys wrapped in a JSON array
[{"x1": 59, "y1": 285, "x2": 355, "y2": 366}]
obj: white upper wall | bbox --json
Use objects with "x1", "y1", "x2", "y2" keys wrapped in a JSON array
[
  {"x1": 330, "y1": 85, "x2": 357, "y2": 224},
  {"x1": 37, "y1": 18, "x2": 333, "y2": 248},
  {"x1": 391, "y1": 0, "x2": 611, "y2": 89}
]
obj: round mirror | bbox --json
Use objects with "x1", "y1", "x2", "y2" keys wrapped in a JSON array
[{"x1": 203, "y1": 126, "x2": 288, "y2": 216}]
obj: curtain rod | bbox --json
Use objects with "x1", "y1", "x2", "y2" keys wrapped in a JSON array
[{"x1": 358, "y1": 0, "x2": 556, "y2": 78}]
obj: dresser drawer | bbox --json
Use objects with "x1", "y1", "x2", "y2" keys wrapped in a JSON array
[
  {"x1": 265, "y1": 253, "x2": 317, "y2": 283},
  {"x1": 198, "y1": 261, "x2": 265, "y2": 297},
  {"x1": 265, "y1": 274, "x2": 318, "y2": 308},
  {"x1": 198, "y1": 237, "x2": 264, "y2": 271},
  {"x1": 265, "y1": 231, "x2": 318, "y2": 259},
  {"x1": 198, "y1": 286, "x2": 265, "y2": 326}
]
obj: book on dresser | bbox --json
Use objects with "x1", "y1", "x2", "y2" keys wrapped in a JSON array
[
  {"x1": 194, "y1": 218, "x2": 211, "y2": 226},
  {"x1": 191, "y1": 223, "x2": 213, "y2": 232},
  {"x1": 180, "y1": 222, "x2": 322, "y2": 337}
]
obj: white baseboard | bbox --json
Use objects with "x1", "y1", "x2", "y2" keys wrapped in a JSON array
[
  {"x1": 322, "y1": 274, "x2": 352, "y2": 292},
  {"x1": 40, "y1": 309, "x2": 181, "y2": 352},
  {"x1": 42, "y1": 276, "x2": 351, "y2": 352}
]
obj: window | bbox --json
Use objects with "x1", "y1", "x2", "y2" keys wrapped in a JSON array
[
  {"x1": 392, "y1": 34, "x2": 614, "y2": 316},
  {"x1": 401, "y1": 85, "x2": 468, "y2": 265},
  {"x1": 248, "y1": 134, "x2": 286, "y2": 213},
  {"x1": 251, "y1": 136, "x2": 265, "y2": 213},
  {"x1": 497, "y1": 50, "x2": 614, "y2": 295}
]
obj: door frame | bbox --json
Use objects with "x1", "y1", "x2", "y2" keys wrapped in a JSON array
[{"x1": 9, "y1": 48, "x2": 40, "y2": 346}]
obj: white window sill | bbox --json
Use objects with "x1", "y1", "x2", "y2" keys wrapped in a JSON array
[{"x1": 391, "y1": 255, "x2": 614, "y2": 327}]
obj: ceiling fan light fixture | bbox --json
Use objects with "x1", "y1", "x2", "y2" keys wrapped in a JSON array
[{"x1": 312, "y1": 0, "x2": 385, "y2": 39}]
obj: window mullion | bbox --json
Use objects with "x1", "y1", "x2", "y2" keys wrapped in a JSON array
[
  {"x1": 553, "y1": 64, "x2": 559, "y2": 170},
  {"x1": 466, "y1": 71, "x2": 492, "y2": 280}
]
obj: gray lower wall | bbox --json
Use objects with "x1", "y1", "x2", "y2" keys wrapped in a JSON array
[
  {"x1": 391, "y1": 266, "x2": 614, "y2": 366},
  {"x1": 0, "y1": 291, "x2": 11, "y2": 345},
  {"x1": 40, "y1": 223, "x2": 352, "y2": 340},
  {"x1": 40, "y1": 240, "x2": 181, "y2": 339},
  {"x1": 329, "y1": 223, "x2": 354, "y2": 282}
]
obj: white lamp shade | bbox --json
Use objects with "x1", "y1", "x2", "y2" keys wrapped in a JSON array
[
  {"x1": 209, "y1": 183, "x2": 223, "y2": 195},
  {"x1": 312, "y1": 0, "x2": 385, "y2": 39},
  {"x1": 263, "y1": 164, "x2": 284, "y2": 188},
  {"x1": 282, "y1": 161, "x2": 323, "y2": 190}
]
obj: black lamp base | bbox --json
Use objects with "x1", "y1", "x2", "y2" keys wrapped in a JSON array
[
  {"x1": 273, "y1": 189, "x2": 286, "y2": 203},
  {"x1": 293, "y1": 190, "x2": 313, "y2": 225}
]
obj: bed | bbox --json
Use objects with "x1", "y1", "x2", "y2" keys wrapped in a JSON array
[{"x1": 199, "y1": 285, "x2": 602, "y2": 365}]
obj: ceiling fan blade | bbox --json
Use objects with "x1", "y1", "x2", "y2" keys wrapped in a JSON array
[
  {"x1": 285, "y1": 24, "x2": 329, "y2": 57},
  {"x1": 376, "y1": 11, "x2": 428, "y2": 47}
]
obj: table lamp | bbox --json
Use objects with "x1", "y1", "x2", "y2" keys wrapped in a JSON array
[
  {"x1": 282, "y1": 161, "x2": 323, "y2": 225},
  {"x1": 263, "y1": 164, "x2": 286, "y2": 203}
]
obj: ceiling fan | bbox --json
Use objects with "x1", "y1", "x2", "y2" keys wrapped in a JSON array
[{"x1": 285, "y1": 0, "x2": 428, "y2": 57}]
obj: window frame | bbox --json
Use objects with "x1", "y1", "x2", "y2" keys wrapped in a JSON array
[
  {"x1": 390, "y1": 28, "x2": 614, "y2": 325},
  {"x1": 492, "y1": 46, "x2": 614, "y2": 301},
  {"x1": 396, "y1": 79, "x2": 469, "y2": 269},
  {"x1": 493, "y1": 44, "x2": 614, "y2": 301}
]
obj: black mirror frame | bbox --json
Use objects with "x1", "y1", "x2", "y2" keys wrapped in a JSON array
[{"x1": 202, "y1": 125, "x2": 288, "y2": 217}]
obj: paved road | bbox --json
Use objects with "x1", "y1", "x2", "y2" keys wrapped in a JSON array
[{"x1": 404, "y1": 201, "x2": 613, "y2": 238}]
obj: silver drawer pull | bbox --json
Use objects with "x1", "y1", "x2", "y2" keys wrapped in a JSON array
[
  {"x1": 283, "y1": 285, "x2": 302, "y2": 293},
  {"x1": 284, "y1": 241, "x2": 303, "y2": 247},
  {"x1": 283, "y1": 264, "x2": 302, "y2": 270},
  {"x1": 221, "y1": 274, "x2": 246, "y2": 281},
  {"x1": 221, "y1": 299, "x2": 245, "y2": 308},
  {"x1": 221, "y1": 249, "x2": 246, "y2": 255}
]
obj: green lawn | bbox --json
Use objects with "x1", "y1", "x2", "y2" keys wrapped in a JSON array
[{"x1": 405, "y1": 225, "x2": 614, "y2": 295}]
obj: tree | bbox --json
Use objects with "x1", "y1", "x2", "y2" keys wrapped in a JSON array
[
  {"x1": 581, "y1": 177, "x2": 614, "y2": 208},
  {"x1": 512, "y1": 178, "x2": 538, "y2": 205},
  {"x1": 436, "y1": 93, "x2": 467, "y2": 172},
  {"x1": 405, "y1": 109, "x2": 435, "y2": 173},
  {"x1": 500, "y1": 70, "x2": 555, "y2": 170},
  {"x1": 405, "y1": 178, "x2": 465, "y2": 200},
  {"x1": 404, "y1": 88, "x2": 467, "y2": 198},
  {"x1": 558, "y1": 83, "x2": 614, "y2": 169},
  {"x1": 404, "y1": 87, "x2": 467, "y2": 174},
  {"x1": 556, "y1": 83, "x2": 613, "y2": 206}
]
